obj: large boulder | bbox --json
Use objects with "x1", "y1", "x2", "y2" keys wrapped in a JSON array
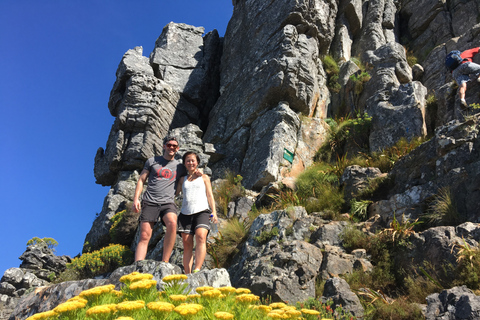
[
  {"x1": 204, "y1": 0, "x2": 335, "y2": 187},
  {"x1": 322, "y1": 277, "x2": 364, "y2": 319},
  {"x1": 425, "y1": 286, "x2": 480, "y2": 320},
  {"x1": 228, "y1": 208, "x2": 323, "y2": 302}
]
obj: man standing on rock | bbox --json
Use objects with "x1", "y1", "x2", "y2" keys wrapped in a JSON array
[
  {"x1": 450, "y1": 47, "x2": 480, "y2": 108},
  {"x1": 132, "y1": 136, "x2": 187, "y2": 263}
]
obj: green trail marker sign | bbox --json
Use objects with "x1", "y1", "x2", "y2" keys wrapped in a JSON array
[{"x1": 283, "y1": 148, "x2": 294, "y2": 164}]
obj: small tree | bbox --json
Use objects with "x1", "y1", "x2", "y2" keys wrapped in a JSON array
[{"x1": 26, "y1": 237, "x2": 59, "y2": 251}]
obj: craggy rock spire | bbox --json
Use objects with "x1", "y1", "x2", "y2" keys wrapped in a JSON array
[
  {"x1": 87, "y1": 25, "x2": 221, "y2": 252},
  {"x1": 204, "y1": 0, "x2": 336, "y2": 189}
]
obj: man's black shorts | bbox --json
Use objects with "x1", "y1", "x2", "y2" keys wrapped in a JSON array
[
  {"x1": 139, "y1": 201, "x2": 178, "y2": 225},
  {"x1": 177, "y1": 210, "x2": 211, "y2": 235}
]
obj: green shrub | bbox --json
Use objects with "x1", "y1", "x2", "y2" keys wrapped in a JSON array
[
  {"x1": 367, "y1": 298, "x2": 424, "y2": 320},
  {"x1": 423, "y1": 187, "x2": 461, "y2": 226},
  {"x1": 360, "y1": 136, "x2": 427, "y2": 173},
  {"x1": 213, "y1": 171, "x2": 245, "y2": 215},
  {"x1": 255, "y1": 227, "x2": 279, "y2": 245},
  {"x1": 207, "y1": 218, "x2": 249, "y2": 269},
  {"x1": 302, "y1": 183, "x2": 345, "y2": 214},
  {"x1": 315, "y1": 114, "x2": 372, "y2": 164},
  {"x1": 349, "y1": 71, "x2": 371, "y2": 95},
  {"x1": 26, "y1": 237, "x2": 58, "y2": 251},
  {"x1": 67, "y1": 244, "x2": 133, "y2": 279},
  {"x1": 452, "y1": 240, "x2": 480, "y2": 290},
  {"x1": 349, "y1": 199, "x2": 372, "y2": 221},
  {"x1": 109, "y1": 209, "x2": 127, "y2": 242},
  {"x1": 341, "y1": 224, "x2": 370, "y2": 253},
  {"x1": 323, "y1": 55, "x2": 342, "y2": 93}
]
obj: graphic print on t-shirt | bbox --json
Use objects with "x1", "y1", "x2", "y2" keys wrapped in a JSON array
[{"x1": 156, "y1": 166, "x2": 176, "y2": 181}]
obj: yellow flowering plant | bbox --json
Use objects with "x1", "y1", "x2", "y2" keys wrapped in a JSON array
[
  {"x1": 26, "y1": 272, "x2": 353, "y2": 320},
  {"x1": 85, "y1": 304, "x2": 117, "y2": 320},
  {"x1": 120, "y1": 274, "x2": 158, "y2": 303},
  {"x1": 80, "y1": 284, "x2": 117, "y2": 305},
  {"x1": 25, "y1": 310, "x2": 57, "y2": 320},
  {"x1": 146, "y1": 301, "x2": 175, "y2": 320},
  {"x1": 214, "y1": 311, "x2": 234, "y2": 319},
  {"x1": 161, "y1": 274, "x2": 190, "y2": 296}
]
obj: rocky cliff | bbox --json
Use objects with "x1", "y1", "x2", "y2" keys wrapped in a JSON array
[{"x1": 4, "y1": 0, "x2": 480, "y2": 319}]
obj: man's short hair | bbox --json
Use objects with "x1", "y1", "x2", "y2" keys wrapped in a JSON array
[{"x1": 163, "y1": 136, "x2": 178, "y2": 145}]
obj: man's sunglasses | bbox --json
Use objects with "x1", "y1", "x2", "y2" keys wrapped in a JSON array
[{"x1": 166, "y1": 143, "x2": 179, "y2": 149}]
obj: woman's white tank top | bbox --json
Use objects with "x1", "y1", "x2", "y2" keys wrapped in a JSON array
[{"x1": 180, "y1": 176, "x2": 210, "y2": 215}]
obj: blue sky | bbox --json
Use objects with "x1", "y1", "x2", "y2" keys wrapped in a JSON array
[{"x1": 0, "y1": 1, "x2": 233, "y2": 276}]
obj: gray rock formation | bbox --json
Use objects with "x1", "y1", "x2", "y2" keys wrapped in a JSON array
[
  {"x1": 204, "y1": 0, "x2": 334, "y2": 188},
  {"x1": 370, "y1": 114, "x2": 480, "y2": 225},
  {"x1": 341, "y1": 165, "x2": 385, "y2": 202},
  {"x1": 426, "y1": 286, "x2": 480, "y2": 320},
  {"x1": 322, "y1": 277, "x2": 364, "y2": 318}
]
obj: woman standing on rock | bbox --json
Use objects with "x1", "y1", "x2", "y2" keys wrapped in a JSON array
[{"x1": 176, "y1": 151, "x2": 217, "y2": 274}]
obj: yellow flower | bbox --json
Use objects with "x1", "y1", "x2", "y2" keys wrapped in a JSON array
[
  {"x1": 26, "y1": 310, "x2": 57, "y2": 320},
  {"x1": 253, "y1": 305, "x2": 272, "y2": 313},
  {"x1": 218, "y1": 286, "x2": 237, "y2": 294},
  {"x1": 267, "y1": 312, "x2": 288, "y2": 319},
  {"x1": 162, "y1": 274, "x2": 188, "y2": 283},
  {"x1": 195, "y1": 286, "x2": 214, "y2": 293},
  {"x1": 120, "y1": 272, "x2": 153, "y2": 284},
  {"x1": 53, "y1": 301, "x2": 87, "y2": 313},
  {"x1": 129, "y1": 279, "x2": 157, "y2": 290},
  {"x1": 169, "y1": 294, "x2": 188, "y2": 302},
  {"x1": 214, "y1": 311, "x2": 234, "y2": 319},
  {"x1": 115, "y1": 318, "x2": 135, "y2": 320},
  {"x1": 235, "y1": 293, "x2": 260, "y2": 304},
  {"x1": 66, "y1": 296, "x2": 88, "y2": 304},
  {"x1": 116, "y1": 300, "x2": 145, "y2": 311},
  {"x1": 187, "y1": 293, "x2": 201, "y2": 300},
  {"x1": 86, "y1": 304, "x2": 117, "y2": 316},
  {"x1": 79, "y1": 284, "x2": 115, "y2": 298},
  {"x1": 147, "y1": 301, "x2": 175, "y2": 312},
  {"x1": 201, "y1": 289, "x2": 223, "y2": 299},
  {"x1": 301, "y1": 309, "x2": 320, "y2": 315},
  {"x1": 112, "y1": 290, "x2": 123, "y2": 297},
  {"x1": 174, "y1": 303, "x2": 203, "y2": 316},
  {"x1": 285, "y1": 309, "x2": 302, "y2": 317},
  {"x1": 235, "y1": 288, "x2": 251, "y2": 294},
  {"x1": 269, "y1": 302, "x2": 288, "y2": 309},
  {"x1": 269, "y1": 309, "x2": 285, "y2": 314},
  {"x1": 282, "y1": 306, "x2": 297, "y2": 311}
]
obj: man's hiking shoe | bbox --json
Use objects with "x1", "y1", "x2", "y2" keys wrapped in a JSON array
[{"x1": 460, "y1": 99, "x2": 468, "y2": 108}]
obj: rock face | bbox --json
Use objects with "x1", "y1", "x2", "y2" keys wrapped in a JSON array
[
  {"x1": 370, "y1": 114, "x2": 480, "y2": 225},
  {"x1": 228, "y1": 207, "x2": 370, "y2": 305},
  {"x1": 0, "y1": 243, "x2": 71, "y2": 320},
  {"x1": 426, "y1": 286, "x2": 480, "y2": 320},
  {"x1": 204, "y1": 0, "x2": 334, "y2": 189}
]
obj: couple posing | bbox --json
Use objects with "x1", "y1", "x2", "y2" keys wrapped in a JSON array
[{"x1": 132, "y1": 136, "x2": 218, "y2": 274}]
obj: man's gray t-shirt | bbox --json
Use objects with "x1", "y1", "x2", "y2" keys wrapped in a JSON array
[{"x1": 142, "y1": 156, "x2": 186, "y2": 204}]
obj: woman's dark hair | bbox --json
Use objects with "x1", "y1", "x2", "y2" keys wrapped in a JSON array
[{"x1": 182, "y1": 151, "x2": 200, "y2": 165}]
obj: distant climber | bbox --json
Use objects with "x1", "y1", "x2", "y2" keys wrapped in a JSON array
[{"x1": 445, "y1": 47, "x2": 480, "y2": 108}]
